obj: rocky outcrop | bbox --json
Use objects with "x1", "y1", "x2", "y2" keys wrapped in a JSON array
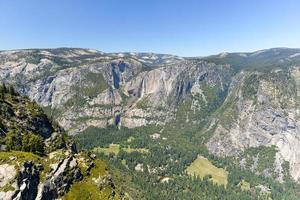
[
  {"x1": 0, "y1": 153, "x2": 96, "y2": 200},
  {"x1": 0, "y1": 164, "x2": 17, "y2": 200},
  {"x1": 36, "y1": 155, "x2": 84, "y2": 199},
  {"x1": 0, "y1": 164, "x2": 16, "y2": 188},
  {"x1": 13, "y1": 161, "x2": 40, "y2": 200}
]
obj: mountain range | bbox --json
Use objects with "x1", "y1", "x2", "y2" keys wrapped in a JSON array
[{"x1": 1, "y1": 47, "x2": 300, "y2": 199}]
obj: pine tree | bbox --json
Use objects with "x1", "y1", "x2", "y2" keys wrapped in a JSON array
[
  {"x1": 1, "y1": 83, "x2": 7, "y2": 93},
  {"x1": 0, "y1": 83, "x2": 6, "y2": 100},
  {"x1": 8, "y1": 85, "x2": 15, "y2": 96}
]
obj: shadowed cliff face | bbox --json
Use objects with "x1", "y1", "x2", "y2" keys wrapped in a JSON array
[{"x1": 1, "y1": 47, "x2": 300, "y2": 182}]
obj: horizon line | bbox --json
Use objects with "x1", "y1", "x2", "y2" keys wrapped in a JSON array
[{"x1": 1, "y1": 46, "x2": 299, "y2": 58}]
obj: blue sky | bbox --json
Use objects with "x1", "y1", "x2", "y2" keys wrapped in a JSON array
[{"x1": 0, "y1": 0, "x2": 299, "y2": 56}]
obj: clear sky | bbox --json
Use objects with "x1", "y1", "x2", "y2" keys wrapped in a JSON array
[{"x1": 0, "y1": 0, "x2": 300, "y2": 56}]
